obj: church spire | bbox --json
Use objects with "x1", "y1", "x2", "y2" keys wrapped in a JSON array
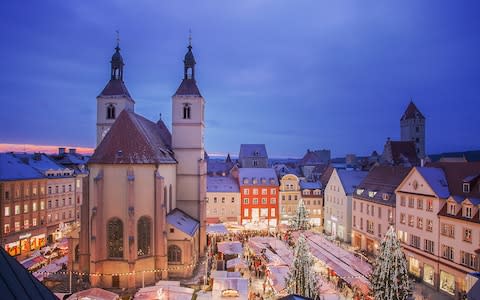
[
  {"x1": 183, "y1": 30, "x2": 196, "y2": 80},
  {"x1": 111, "y1": 31, "x2": 124, "y2": 80}
]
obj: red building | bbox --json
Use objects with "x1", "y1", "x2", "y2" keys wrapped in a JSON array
[{"x1": 238, "y1": 168, "x2": 279, "y2": 228}]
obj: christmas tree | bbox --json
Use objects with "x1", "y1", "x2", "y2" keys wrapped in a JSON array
[
  {"x1": 285, "y1": 234, "x2": 319, "y2": 299},
  {"x1": 290, "y1": 198, "x2": 310, "y2": 231},
  {"x1": 370, "y1": 226, "x2": 412, "y2": 300}
]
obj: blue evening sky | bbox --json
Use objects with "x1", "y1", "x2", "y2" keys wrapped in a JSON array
[{"x1": 1, "y1": 1, "x2": 479, "y2": 157}]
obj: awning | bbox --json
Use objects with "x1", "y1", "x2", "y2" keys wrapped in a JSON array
[{"x1": 21, "y1": 256, "x2": 46, "y2": 269}]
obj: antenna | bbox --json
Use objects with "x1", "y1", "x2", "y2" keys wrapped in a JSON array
[
  {"x1": 115, "y1": 30, "x2": 120, "y2": 47},
  {"x1": 188, "y1": 29, "x2": 192, "y2": 47}
]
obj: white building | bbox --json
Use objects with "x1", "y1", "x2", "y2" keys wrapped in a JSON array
[
  {"x1": 206, "y1": 176, "x2": 240, "y2": 224},
  {"x1": 324, "y1": 169, "x2": 367, "y2": 243}
]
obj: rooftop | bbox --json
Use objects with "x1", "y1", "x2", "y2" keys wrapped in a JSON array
[
  {"x1": 0, "y1": 153, "x2": 44, "y2": 181},
  {"x1": 336, "y1": 169, "x2": 369, "y2": 195},
  {"x1": 166, "y1": 208, "x2": 199, "y2": 237},
  {"x1": 207, "y1": 176, "x2": 239, "y2": 193},
  {"x1": 89, "y1": 110, "x2": 175, "y2": 164},
  {"x1": 238, "y1": 168, "x2": 278, "y2": 186},
  {"x1": 239, "y1": 144, "x2": 268, "y2": 158}
]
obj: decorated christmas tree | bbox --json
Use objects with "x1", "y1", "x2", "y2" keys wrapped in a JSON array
[
  {"x1": 290, "y1": 198, "x2": 310, "y2": 231},
  {"x1": 370, "y1": 226, "x2": 412, "y2": 300},
  {"x1": 285, "y1": 234, "x2": 319, "y2": 299}
]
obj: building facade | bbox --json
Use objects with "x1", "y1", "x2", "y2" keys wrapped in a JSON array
[
  {"x1": 351, "y1": 166, "x2": 410, "y2": 255},
  {"x1": 395, "y1": 163, "x2": 480, "y2": 298},
  {"x1": 1, "y1": 153, "x2": 48, "y2": 259},
  {"x1": 80, "y1": 40, "x2": 205, "y2": 288},
  {"x1": 400, "y1": 101, "x2": 426, "y2": 158},
  {"x1": 279, "y1": 174, "x2": 301, "y2": 225},
  {"x1": 238, "y1": 144, "x2": 268, "y2": 168},
  {"x1": 299, "y1": 180, "x2": 323, "y2": 227},
  {"x1": 324, "y1": 169, "x2": 367, "y2": 243},
  {"x1": 238, "y1": 168, "x2": 279, "y2": 229},
  {"x1": 206, "y1": 176, "x2": 241, "y2": 224}
]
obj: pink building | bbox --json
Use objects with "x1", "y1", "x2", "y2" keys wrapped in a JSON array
[{"x1": 395, "y1": 162, "x2": 480, "y2": 298}]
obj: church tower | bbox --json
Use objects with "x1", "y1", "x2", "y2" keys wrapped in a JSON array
[
  {"x1": 400, "y1": 101, "x2": 426, "y2": 158},
  {"x1": 172, "y1": 37, "x2": 207, "y2": 255},
  {"x1": 96, "y1": 38, "x2": 135, "y2": 146}
]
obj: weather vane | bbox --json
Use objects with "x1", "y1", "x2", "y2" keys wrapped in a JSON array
[
  {"x1": 116, "y1": 30, "x2": 120, "y2": 47},
  {"x1": 188, "y1": 29, "x2": 192, "y2": 47}
]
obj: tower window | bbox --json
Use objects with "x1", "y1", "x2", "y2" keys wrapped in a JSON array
[
  {"x1": 107, "y1": 104, "x2": 116, "y2": 119},
  {"x1": 416, "y1": 127, "x2": 419, "y2": 133},
  {"x1": 183, "y1": 104, "x2": 191, "y2": 119}
]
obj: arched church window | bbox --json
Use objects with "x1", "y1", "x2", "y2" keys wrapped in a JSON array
[
  {"x1": 137, "y1": 216, "x2": 151, "y2": 257},
  {"x1": 183, "y1": 104, "x2": 191, "y2": 119},
  {"x1": 107, "y1": 104, "x2": 116, "y2": 119},
  {"x1": 168, "y1": 245, "x2": 182, "y2": 263},
  {"x1": 107, "y1": 217, "x2": 123, "y2": 258}
]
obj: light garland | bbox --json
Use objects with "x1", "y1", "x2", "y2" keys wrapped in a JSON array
[{"x1": 32, "y1": 259, "x2": 207, "y2": 277}]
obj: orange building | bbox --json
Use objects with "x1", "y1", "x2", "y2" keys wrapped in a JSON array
[{"x1": 238, "y1": 168, "x2": 279, "y2": 229}]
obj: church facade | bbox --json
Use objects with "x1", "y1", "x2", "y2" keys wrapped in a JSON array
[{"x1": 78, "y1": 39, "x2": 206, "y2": 288}]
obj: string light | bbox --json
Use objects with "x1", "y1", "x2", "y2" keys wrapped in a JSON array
[{"x1": 32, "y1": 260, "x2": 208, "y2": 277}]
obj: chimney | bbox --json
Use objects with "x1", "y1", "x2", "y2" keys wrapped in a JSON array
[
  {"x1": 69, "y1": 148, "x2": 76, "y2": 154},
  {"x1": 58, "y1": 147, "x2": 66, "y2": 155}
]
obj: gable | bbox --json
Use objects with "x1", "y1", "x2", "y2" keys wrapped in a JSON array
[{"x1": 396, "y1": 168, "x2": 439, "y2": 197}]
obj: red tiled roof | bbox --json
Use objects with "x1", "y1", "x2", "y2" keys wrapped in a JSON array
[
  {"x1": 98, "y1": 79, "x2": 132, "y2": 99},
  {"x1": 400, "y1": 101, "x2": 424, "y2": 121},
  {"x1": 89, "y1": 110, "x2": 176, "y2": 164},
  {"x1": 174, "y1": 79, "x2": 202, "y2": 96},
  {"x1": 427, "y1": 161, "x2": 480, "y2": 197}
]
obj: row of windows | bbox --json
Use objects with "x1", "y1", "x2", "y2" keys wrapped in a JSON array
[
  {"x1": 398, "y1": 231, "x2": 435, "y2": 255},
  {"x1": 4, "y1": 186, "x2": 46, "y2": 200},
  {"x1": 47, "y1": 185, "x2": 73, "y2": 195},
  {"x1": 326, "y1": 195, "x2": 343, "y2": 206},
  {"x1": 242, "y1": 178, "x2": 276, "y2": 185},
  {"x1": 243, "y1": 208, "x2": 276, "y2": 218},
  {"x1": 282, "y1": 195, "x2": 298, "y2": 201},
  {"x1": 446, "y1": 201, "x2": 474, "y2": 218},
  {"x1": 4, "y1": 202, "x2": 47, "y2": 216},
  {"x1": 399, "y1": 196, "x2": 433, "y2": 212},
  {"x1": 243, "y1": 198, "x2": 276, "y2": 205},
  {"x1": 302, "y1": 189, "x2": 321, "y2": 196},
  {"x1": 440, "y1": 223, "x2": 473, "y2": 243},
  {"x1": 206, "y1": 197, "x2": 235, "y2": 204},
  {"x1": 399, "y1": 214, "x2": 433, "y2": 232},
  {"x1": 353, "y1": 217, "x2": 382, "y2": 238},
  {"x1": 243, "y1": 188, "x2": 277, "y2": 195}
]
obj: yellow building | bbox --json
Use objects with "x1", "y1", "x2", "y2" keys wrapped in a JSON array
[{"x1": 279, "y1": 174, "x2": 301, "y2": 224}]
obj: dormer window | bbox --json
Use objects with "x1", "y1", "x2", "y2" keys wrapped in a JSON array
[
  {"x1": 382, "y1": 193, "x2": 390, "y2": 201},
  {"x1": 356, "y1": 189, "x2": 364, "y2": 196},
  {"x1": 270, "y1": 179, "x2": 275, "y2": 185},
  {"x1": 254, "y1": 151, "x2": 259, "y2": 156},
  {"x1": 243, "y1": 178, "x2": 248, "y2": 184},
  {"x1": 368, "y1": 191, "x2": 377, "y2": 198},
  {"x1": 447, "y1": 203, "x2": 456, "y2": 215},
  {"x1": 463, "y1": 205, "x2": 473, "y2": 218},
  {"x1": 463, "y1": 183, "x2": 470, "y2": 193},
  {"x1": 261, "y1": 178, "x2": 266, "y2": 184},
  {"x1": 106, "y1": 104, "x2": 116, "y2": 119},
  {"x1": 183, "y1": 103, "x2": 191, "y2": 119},
  {"x1": 252, "y1": 178, "x2": 258, "y2": 185}
]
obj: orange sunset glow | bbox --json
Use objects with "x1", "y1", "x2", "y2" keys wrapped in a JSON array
[{"x1": 0, "y1": 143, "x2": 94, "y2": 155}]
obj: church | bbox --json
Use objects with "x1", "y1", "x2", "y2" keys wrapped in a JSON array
[{"x1": 77, "y1": 38, "x2": 207, "y2": 288}]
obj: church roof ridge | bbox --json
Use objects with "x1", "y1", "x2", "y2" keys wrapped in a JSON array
[{"x1": 89, "y1": 110, "x2": 175, "y2": 164}]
